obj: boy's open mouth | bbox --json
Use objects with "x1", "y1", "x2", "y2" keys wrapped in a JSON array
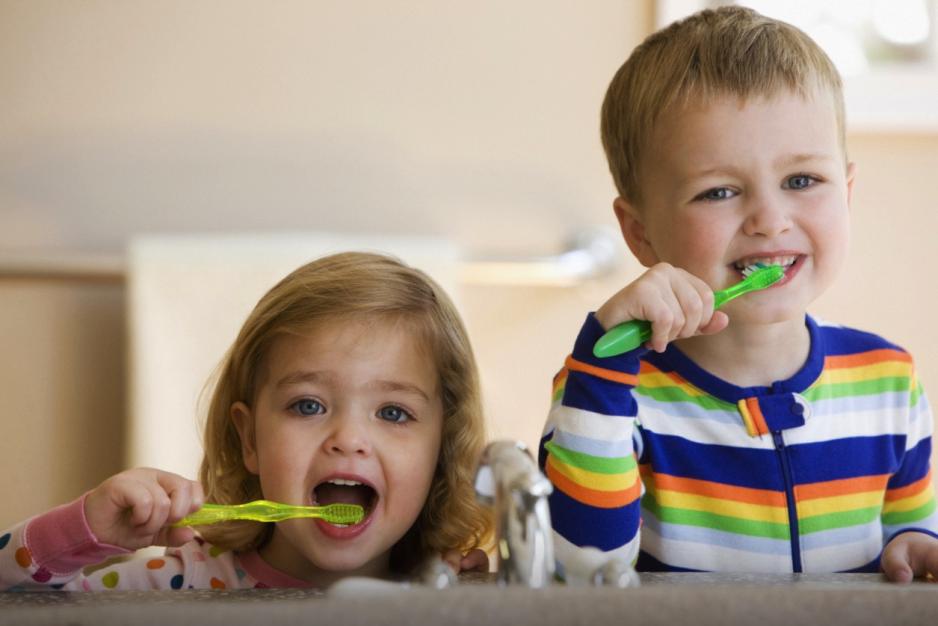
[
  {"x1": 732, "y1": 255, "x2": 800, "y2": 277},
  {"x1": 312, "y1": 478, "x2": 377, "y2": 527}
]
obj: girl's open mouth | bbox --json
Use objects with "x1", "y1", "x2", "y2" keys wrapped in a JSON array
[{"x1": 312, "y1": 477, "x2": 378, "y2": 533}]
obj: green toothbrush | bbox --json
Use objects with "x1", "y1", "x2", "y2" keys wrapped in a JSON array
[
  {"x1": 172, "y1": 500, "x2": 365, "y2": 527},
  {"x1": 593, "y1": 264, "x2": 785, "y2": 358}
]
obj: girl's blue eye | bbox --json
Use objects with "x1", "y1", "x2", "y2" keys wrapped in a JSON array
[
  {"x1": 696, "y1": 187, "x2": 735, "y2": 202},
  {"x1": 292, "y1": 399, "x2": 325, "y2": 416},
  {"x1": 785, "y1": 174, "x2": 816, "y2": 190},
  {"x1": 377, "y1": 405, "x2": 412, "y2": 424}
]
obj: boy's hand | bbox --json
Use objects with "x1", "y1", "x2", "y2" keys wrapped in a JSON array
[
  {"x1": 442, "y1": 548, "x2": 489, "y2": 573},
  {"x1": 83, "y1": 468, "x2": 204, "y2": 551},
  {"x1": 881, "y1": 532, "x2": 938, "y2": 582},
  {"x1": 596, "y1": 262, "x2": 729, "y2": 353}
]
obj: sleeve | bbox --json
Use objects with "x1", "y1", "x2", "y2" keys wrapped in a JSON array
[
  {"x1": 537, "y1": 313, "x2": 645, "y2": 581},
  {"x1": 0, "y1": 495, "x2": 242, "y2": 591},
  {"x1": 881, "y1": 370, "x2": 938, "y2": 546}
]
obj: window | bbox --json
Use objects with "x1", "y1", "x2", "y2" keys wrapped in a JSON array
[{"x1": 656, "y1": 0, "x2": 938, "y2": 130}]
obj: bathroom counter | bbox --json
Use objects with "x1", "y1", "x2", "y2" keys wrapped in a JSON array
[{"x1": 2, "y1": 573, "x2": 936, "y2": 626}]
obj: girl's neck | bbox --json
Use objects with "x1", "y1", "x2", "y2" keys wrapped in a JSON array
[{"x1": 673, "y1": 315, "x2": 810, "y2": 389}]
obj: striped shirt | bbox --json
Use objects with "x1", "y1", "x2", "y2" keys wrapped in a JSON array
[{"x1": 539, "y1": 314, "x2": 938, "y2": 576}]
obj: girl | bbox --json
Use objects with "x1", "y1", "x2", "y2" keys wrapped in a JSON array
[{"x1": 1, "y1": 252, "x2": 492, "y2": 590}]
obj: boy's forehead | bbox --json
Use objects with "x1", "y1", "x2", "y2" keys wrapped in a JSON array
[{"x1": 645, "y1": 90, "x2": 843, "y2": 173}]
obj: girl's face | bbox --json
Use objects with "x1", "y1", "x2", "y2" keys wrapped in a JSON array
[
  {"x1": 232, "y1": 316, "x2": 443, "y2": 584},
  {"x1": 620, "y1": 89, "x2": 855, "y2": 326}
]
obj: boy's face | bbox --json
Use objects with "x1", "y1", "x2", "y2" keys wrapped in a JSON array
[
  {"x1": 232, "y1": 317, "x2": 443, "y2": 584},
  {"x1": 616, "y1": 89, "x2": 855, "y2": 325}
]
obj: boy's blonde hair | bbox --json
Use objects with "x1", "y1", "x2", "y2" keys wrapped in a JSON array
[
  {"x1": 601, "y1": 5, "x2": 845, "y2": 205},
  {"x1": 197, "y1": 251, "x2": 491, "y2": 573}
]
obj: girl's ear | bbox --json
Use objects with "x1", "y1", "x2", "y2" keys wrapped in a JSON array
[
  {"x1": 613, "y1": 197, "x2": 659, "y2": 267},
  {"x1": 231, "y1": 402, "x2": 259, "y2": 474}
]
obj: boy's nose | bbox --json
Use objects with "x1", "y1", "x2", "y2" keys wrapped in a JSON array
[
  {"x1": 323, "y1": 416, "x2": 373, "y2": 456},
  {"x1": 743, "y1": 196, "x2": 793, "y2": 237}
]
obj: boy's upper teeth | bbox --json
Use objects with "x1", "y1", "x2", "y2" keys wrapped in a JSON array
[
  {"x1": 327, "y1": 478, "x2": 363, "y2": 486},
  {"x1": 734, "y1": 255, "x2": 796, "y2": 270}
]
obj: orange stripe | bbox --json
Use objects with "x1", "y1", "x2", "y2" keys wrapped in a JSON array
[
  {"x1": 885, "y1": 471, "x2": 934, "y2": 501},
  {"x1": 794, "y1": 474, "x2": 891, "y2": 501},
  {"x1": 746, "y1": 398, "x2": 770, "y2": 436},
  {"x1": 639, "y1": 361, "x2": 691, "y2": 386},
  {"x1": 546, "y1": 461, "x2": 641, "y2": 508},
  {"x1": 825, "y1": 349, "x2": 911, "y2": 370},
  {"x1": 565, "y1": 355, "x2": 639, "y2": 387},
  {"x1": 640, "y1": 467, "x2": 787, "y2": 507},
  {"x1": 552, "y1": 367, "x2": 568, "y2": 388}
]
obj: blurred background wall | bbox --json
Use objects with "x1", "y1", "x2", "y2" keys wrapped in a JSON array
[{"x1": 2, "y1": 0, "x2": 937, "y2": 528}]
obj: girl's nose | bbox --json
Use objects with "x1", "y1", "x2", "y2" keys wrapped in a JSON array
[
  {"x1": 743, "y1": 196, "x2": 793, "y2": 237},
  {"x1": 323, "y1": 417, "x2": 372, "y2": 456}
]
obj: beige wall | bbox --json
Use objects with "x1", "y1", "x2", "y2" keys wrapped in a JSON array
[{"x1": 3, "y1": 1, "x2": 938, "y2": 530}]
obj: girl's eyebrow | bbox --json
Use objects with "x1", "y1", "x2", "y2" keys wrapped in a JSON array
[
  {"x1": 368, "y1": 380, "x2": 430, "y2": 402},
  {"x1": 275, "y1": 371, "x2": 430, "y2": 401}
]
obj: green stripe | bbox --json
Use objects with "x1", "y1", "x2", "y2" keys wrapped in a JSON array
[
  {"x1": 642, "y1": 496, "x2": 790, "y2": 540},
  {"x1": 634, "y1": 385, "x2": 736, "y2": 412},
  {"x1": 802, "y1": 377, "x2": 911, "y2": 402},
  {"x1": 882, "y1": 498, "x2": 937, "y2": 526},
  {"x1": 544, "y1": 441, "x2": 636, "y2": 474},
  {"x1": 798, "y1": 506, "x2": 881, "y2": 535},
  {"x1": 910, "y1": 382, "x2": 923, "y2": 406}
]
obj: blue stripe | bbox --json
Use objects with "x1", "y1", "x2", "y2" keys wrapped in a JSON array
[
  {"x1": 641, "y1": 431, "x2": 787, "y2": 490},
  {"x1": 887, "y1": 436, "x2": 932, "y2": 488},
  {"x1": 548, "y1": 487, "x2": 640, "y2": 551},
  {"x1": 563, "y1": 372, "x2": 638, "y2": 416},
  {"x1": 788, "y1": 435, "x2": 908, "y2": 483}
]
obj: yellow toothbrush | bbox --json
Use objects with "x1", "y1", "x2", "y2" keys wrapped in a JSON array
[{"x1": 173, "y1": 500, "x2": 364, "y2": 526}]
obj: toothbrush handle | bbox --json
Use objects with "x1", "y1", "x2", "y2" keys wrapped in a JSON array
[{"x1": 592, "y1": 319, "x2": 652, "y2": 358}]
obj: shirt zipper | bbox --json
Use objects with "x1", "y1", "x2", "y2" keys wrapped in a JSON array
[{"x1": 772, "y1": 430, "x2": 803, "y2": 572}]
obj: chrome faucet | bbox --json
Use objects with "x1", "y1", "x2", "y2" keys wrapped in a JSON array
[{"x1": 474, "y1": 440, "x2": 555, "y2": 588}]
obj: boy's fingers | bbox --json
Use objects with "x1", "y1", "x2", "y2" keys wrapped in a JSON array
[
  {"x1": 699, "y1": 310, "x2": 729, "y2": 335},
  {"x1": 881, "y1": 543, "x2": 913, "y2": 583}
]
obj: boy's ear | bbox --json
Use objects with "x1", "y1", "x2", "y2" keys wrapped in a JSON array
[
  {"x1": 613, "y1": 197, "x2": 659, "y2": 267},
  {"x1": 231, "y1": 402, "x2": 259, "y2": 475},
  {"x1": 845, "y1": 161, "x2": 857, "y2": 207}
]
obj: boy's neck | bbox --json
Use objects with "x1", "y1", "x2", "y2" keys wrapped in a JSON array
[{"x1": 673, "y1": 316, "x2": 811, "y2": 388}]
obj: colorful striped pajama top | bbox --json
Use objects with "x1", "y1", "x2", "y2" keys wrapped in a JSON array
[{"x1": 538, "y1": 314, "x2": 938, "y2": 577}]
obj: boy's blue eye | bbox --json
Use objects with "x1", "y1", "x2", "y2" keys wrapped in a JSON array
[
  {"x1": 696, "y1": 187, "x2": 735, "y2": 202},
  {"x1": 292, "y1": 398, "x2": 325, "y2": 416},
  {"x1": 785, "y1": 174, "x2": 815, "y2": 190},
  {"x1": 377, "y1": 405, "x2": 412, "y2": 424}
]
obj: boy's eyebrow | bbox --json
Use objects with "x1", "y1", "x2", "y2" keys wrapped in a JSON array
[
  {"x1": 774, "y1": 152, "x2": 836, "y2": 168},
  {"x1": 681, "y1": 153, "x2": 837, "y2": 184}
]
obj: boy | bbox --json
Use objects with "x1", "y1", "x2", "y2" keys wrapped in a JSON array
[{"x1": 539, "y1": 6, "x2": 938, "y2": 581}]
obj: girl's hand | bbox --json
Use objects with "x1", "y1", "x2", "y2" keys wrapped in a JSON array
[
  {"x1": 83, "y1": 468, "x2": 205, "y2": 551},
  {"x1": 442, "y1": 548, "x2": 489, "y2": 573},
  {"x1": 881, "y1": 532, "x2": 938, "y2": 583},
  {"x1": 596, "y1": 262, "x2": 728, "y2": 353}
]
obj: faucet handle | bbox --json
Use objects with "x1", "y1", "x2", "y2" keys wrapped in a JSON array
[{"x1": 474, "y1": 464, "x2": 495, "y2": 503}]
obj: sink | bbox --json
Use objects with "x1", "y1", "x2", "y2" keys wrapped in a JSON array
[{"x1": 3, "y1": 573, "x2": 937, "y2": 626}]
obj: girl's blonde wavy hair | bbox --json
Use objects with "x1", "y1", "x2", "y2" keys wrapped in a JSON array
[{"x1": 197, "y1": 251, "x2": 492, "y2": 573}]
